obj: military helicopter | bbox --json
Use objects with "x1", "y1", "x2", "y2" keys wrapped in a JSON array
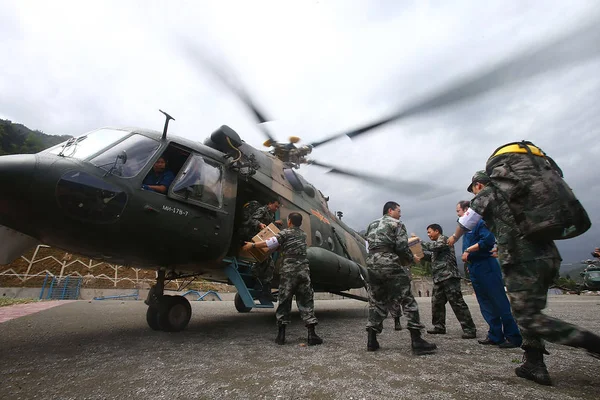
[
  {"x1": 579, "y1": 259, "x2": 600, "y2": 291},
  {"x1": 554, "y1": 255, "x2": 600, "y2": 294},
  {"x1": 0, "y1": 15, "x2": 599, "y2": 332}
]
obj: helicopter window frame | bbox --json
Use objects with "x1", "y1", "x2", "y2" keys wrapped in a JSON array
[
  {"x1": 314, "y1": 230, "x2": 323, "y2": 246},
  {"x1": 327, "y1": 237, "x2": 335, "y2": 251},
  {"x1": 44, "y1": 128, "x2": 132, "y2": 161},
  {"x1": 169, "y1": 152, "x2": 225, "y2": 211},
  {"x1": 89, "y1": 134, "x2": 161, "y2": 178}
]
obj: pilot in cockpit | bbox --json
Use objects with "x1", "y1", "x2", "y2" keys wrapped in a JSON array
[{"x1": 142, "y1": 156, "x2": 175, "y2": 194}]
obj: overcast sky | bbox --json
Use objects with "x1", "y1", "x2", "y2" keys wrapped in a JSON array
[{"x1": 1, "y1": 0, "x2": 599, "y2": 264}]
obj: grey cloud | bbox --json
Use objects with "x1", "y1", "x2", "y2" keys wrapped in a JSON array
[{"x1": 1, "y1": 1, "x2": 599, "y2": 263}]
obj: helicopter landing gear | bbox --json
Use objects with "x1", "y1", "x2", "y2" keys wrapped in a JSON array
[
  {"x1": 234, "y1": 292, "x2": 251, "y2": 313},
  {"x1": 146, "y1": 305, "x2": 161, "y2": 330},
  {"x1": 157, "y1": 295, "x2": 192, "y2": 332},
  {"x1": 144, "y1": 270, "x2": 192, "y2": 332}
]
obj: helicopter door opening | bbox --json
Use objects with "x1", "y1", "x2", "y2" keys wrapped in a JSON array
[{"x1": 230, "y1": 180, "x2": 281, "y2": 253}]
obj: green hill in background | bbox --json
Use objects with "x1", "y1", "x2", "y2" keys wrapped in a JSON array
[
  {"x1": 560, "y1": 262, "x2": 596, "y2": 283},
  {"x1": 0, "y1": 119, "x2": 72, "y2": 155}
]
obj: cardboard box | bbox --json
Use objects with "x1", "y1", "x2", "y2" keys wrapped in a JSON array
[
  {"x1": 408, "y1": 236, "x2": 424, "y2": 259},
  {"x1": 239, "y1": 223, "x2": 280, "y2": 263}
]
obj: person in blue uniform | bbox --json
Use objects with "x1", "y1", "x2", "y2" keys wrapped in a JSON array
[
  {"x1": 456, "y1": 200, "x2": 522, "y2": 348},
  {"x1": 142, "y1": 156, "x2": 175, "y2": 194}
]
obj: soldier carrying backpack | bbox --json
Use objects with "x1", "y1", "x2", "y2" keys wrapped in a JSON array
[{"x1": 447, "y1": 141, "x2": 600, "y2": 386}]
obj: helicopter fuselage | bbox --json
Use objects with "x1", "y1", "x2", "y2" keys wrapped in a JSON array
[{"x1": 0, "y1": 126, "x2": 368, "y2": 291}]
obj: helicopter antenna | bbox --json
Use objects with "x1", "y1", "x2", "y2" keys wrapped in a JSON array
[{"x1": 159, "y1": 109, "x2": 175, "y2": 141}]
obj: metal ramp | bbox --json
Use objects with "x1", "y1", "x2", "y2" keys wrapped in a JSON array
[
  {"x1": 39, "y1": 274, "x2": 82, "y2": 300},
  {"x1": 223, "y1": 257, "x2": 274, "y2": 310}
]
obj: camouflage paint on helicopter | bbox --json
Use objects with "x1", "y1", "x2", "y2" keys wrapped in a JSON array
[{"x1": 580, "y1": 261, "x2": 600, "y2": 291}]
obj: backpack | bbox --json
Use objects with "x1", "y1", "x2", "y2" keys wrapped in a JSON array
[
  {"x1": 242, "y1": 200, "x2": 261, "y2": 222},
  {"x1": 485, "y1": 140, "x2": 591, "y2": 241}
]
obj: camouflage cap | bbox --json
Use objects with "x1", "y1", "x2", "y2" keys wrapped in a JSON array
[{"x1": 467, "y1": 170, "x2": 490, "y2": 193}]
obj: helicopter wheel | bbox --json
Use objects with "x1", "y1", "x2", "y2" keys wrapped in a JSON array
[
  {"x1": 146, "y1": 305, "x2": 161, "y2": 330},
  {"x1": 156, "y1": 295, "x2": 192, "y2": 332},
  {"x1": 234, "y1": 293, "x2": 252, "y2": 313}
]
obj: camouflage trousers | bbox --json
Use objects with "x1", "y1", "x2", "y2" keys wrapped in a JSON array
[
  {"x1": 389, "y1": 266, "x2": 411, "y2": 318},
  {"x1": 252, "y1": 257, "x2": 274, "y2": 289},
  {"x1": 431, "y1": 278, "x2": 476, "y2": 334},
  {"x1": 503, "y1": 258, "x2": 600, "y2": 351},
  {"x1": 389, "y1": 298, "x2": 404, "y2": 318},
  {"x1": 365, "y1": 258, "x2": 425, "y2": 333},
  {"x1": 276, "y1": 262, "x2": 318, "y2": 326}
]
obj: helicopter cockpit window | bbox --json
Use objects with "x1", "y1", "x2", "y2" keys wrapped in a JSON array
[
  {"x1": 90, "y1": 134, "x2": 160, "y2": 178},
  {"x1": 172, "y1": 154, "x2": 223, "y2": 208},
  {"x1": 45, "y1": 128, "x2": 130, "y2": 160}
]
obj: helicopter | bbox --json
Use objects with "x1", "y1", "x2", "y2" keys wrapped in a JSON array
[
  {"x1": 553, "y1": 256, "x2": 600, "y2": 294},
  {"x1": 579, "y1": 259, "x2": 600, "y2": 291},
  {"x1": 1, "y1": 14, "x2": 600, "y2": 333}
]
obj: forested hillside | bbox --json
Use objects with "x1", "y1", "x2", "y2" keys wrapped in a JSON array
[{"x1": 0, "y1": 119, "x2": 72, "y2": 155}]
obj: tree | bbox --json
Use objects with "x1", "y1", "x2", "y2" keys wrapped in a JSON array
[
  {"x1": 0, "y1": 125, "x2": 5, "y2": 156},
  {"x1": 0, "y1": 119, "x2": 71, "y2": 155}
]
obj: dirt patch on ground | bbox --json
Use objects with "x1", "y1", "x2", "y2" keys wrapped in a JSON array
[{"x1": 0, "y1": 298, "x2": 38, "y2": 307}]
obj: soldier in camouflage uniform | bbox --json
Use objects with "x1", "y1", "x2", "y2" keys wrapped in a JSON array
[
  {"x1": 389, "y1": 299, "x2": 404, "y2": 331},
  {"x1": 448, "y1": 171, "x2": 600, "y2": 386},
  {"x1": 422, "y1": 223, "x2": 477, "y2": 339},
  {"x1": 243, "y1": 212, "x2": 322, "y2": 346},
  {"x1": 364, "y1": 201, "x2": 437, "y2": 355},
  {"x1": 238, "y1": 200, "x2": 261, "y2": 241},
  {"x1": 241, "y1": 198, "x2": 283, "y2": 299}
]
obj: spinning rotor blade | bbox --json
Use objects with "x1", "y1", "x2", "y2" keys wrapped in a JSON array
[
  {"x1": 182, "y1": 41, "x2": 278, "y2": 145},
  {"x1": 308, "y1": 160, "x2": 443, "y2": 197},
  {"x1": 309, "y1": 15, "x2": 600, "y2": 148}
]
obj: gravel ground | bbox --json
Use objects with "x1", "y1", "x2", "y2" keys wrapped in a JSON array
[{"x1": 1, "y1": 295, "x2": 599, "y2": 399}]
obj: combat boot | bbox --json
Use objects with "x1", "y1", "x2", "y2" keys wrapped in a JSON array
[
  {"x1": 394, "y1": 317, "x2": 403, "y2": 331},
  {"x1": 515, "y1": 347, "x2": 552, "y2": 386},
  {"x1": 307, "y1": 324, "x2": 323, "y2": 346},
  {"x1": 275, "y1": 325, "x2": 286, "y2": 345},
  {"x1": 367, "y1": 328, "x2": 380, "y2": 351},
  {"x1": 410, "y1": 329, "x2": 437, "y2": 355}
]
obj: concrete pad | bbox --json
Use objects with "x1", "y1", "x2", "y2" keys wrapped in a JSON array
[
  {"x1": 0, "y1": 295, "x2": 599, "y2": 399},
  {"x1": 0, "y1": 300, "x2": 75, "y2": 323}
]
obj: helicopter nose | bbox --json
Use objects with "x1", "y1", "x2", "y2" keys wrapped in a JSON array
[{"x1": 0, "y1": 154, "x2": 36, "y2": 223}]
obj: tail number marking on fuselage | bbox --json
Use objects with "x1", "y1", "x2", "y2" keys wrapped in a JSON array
[{"x1": 162, "y1": 205, "x2": 189, "y2": 217}]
